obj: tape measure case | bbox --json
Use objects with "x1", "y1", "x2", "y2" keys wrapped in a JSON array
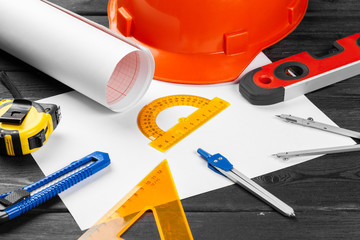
[{"x1": 0, "y1": 99, "x2": 61, "y2": 156}]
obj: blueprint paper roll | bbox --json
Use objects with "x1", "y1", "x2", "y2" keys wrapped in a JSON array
[{"x1": 0, "y1": 0, "x2": 154, "y2": 112}]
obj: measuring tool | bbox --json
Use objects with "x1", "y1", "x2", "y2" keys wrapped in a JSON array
[
  {"x1": 273, "y1": 114, "x2": 360, "y2": 160},
  {"x1": 0, "y1": 71, "x2": 61, "y2": 156},
  {"x1": 239, "y1": 33, "x2": 360, "y2": 105},
  {"x1": 79, "y1": 159, "x2": 193, "y2": 240},
  {"x1": 0, "y1": 151, "x2": 110, "y2": 222},
  {"x1": 137, "y1": 95, "x2": 230, "y2": 152},
  {"x1": 197, "y1": 148, "x2": 295, "y2": 218}
]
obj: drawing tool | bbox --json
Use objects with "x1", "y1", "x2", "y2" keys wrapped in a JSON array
[
  {"x1": 274, "y1": 114, "x2": 360, "y2": 160},
  {"x1": 137, "y1": 95, "x2": 229, "y2": 152},
  {"x1": 0, "y1": 151, "x2": 110, "y2": 222},
  {"x1": 274, "y1": 144, "x2": 360, "y2": 160},
  {"x1": 0, "y1": 71, "x2": 61, "y2": 156},
  {"x1": 79, "y1": 159, "x2": 193, "y2": 240},
  {"x1": 0, "y1": 1, "x2": 155, "y2": 112},
  {"x1": 197, "y1": 148, "x2": 295, "y2": 218},
  {"x1": 239, "y1": 33, "x2": 360, "y2": 105},
  {"x1": 276, "y1": 114, "x2": 360, "y2": 139}
]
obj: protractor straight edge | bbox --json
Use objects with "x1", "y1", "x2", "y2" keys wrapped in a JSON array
[{"x1": 137, "y1": 95, "x2": 230, "y2": 152}]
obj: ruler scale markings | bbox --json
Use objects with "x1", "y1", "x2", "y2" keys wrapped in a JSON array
[{"x1": 79, "y1": 160, "x2": 194, "y2": 240}]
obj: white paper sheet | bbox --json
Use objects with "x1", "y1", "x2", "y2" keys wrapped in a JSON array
[
  {"x1": 32, "y1": 52, "x2": 355, "y2": 230},
  {"x1": 0, "y1": 0, "x2": 154, "y2": 112}
]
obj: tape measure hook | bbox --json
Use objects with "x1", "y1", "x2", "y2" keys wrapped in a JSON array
[{"x1": 0, "y1": 99, "x2": 32, "y2": 124}]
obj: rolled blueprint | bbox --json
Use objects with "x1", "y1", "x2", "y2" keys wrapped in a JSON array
[{"x1": 0, "y1": 0, "x2": 154, "y2": 112}]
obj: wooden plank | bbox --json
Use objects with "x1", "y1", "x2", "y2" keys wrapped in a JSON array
[
  {"x1": 47, "y1": 0, "x2": 360, "y2": 16},
  {"x1": 182, "y1": 153, "x2": 360, "y2": 211},
  {"x1": 306, "y1": 0, "x2": 360, "y2": 14},
  {"x1": 0, "y1": 153, "x2": 67, "y2": 210},
  {"x1": 0, "y1": 71, "x2": 71, "y2": 100},
  {"x1": 0, "y1": 0, "x2": 359, "y2": 239},
  {"x1": 0, "y1": 213, "x2": 81, "y2": 240},
  {"x1": 48, "y1": 0, "x2": 108, "y2": 15},
  {"x1": 185, "y1": 211, "x2": 360, "y2": 240},
  {"x1": 2, "y1": 210, "x2": 360, "y2": 240},
  {"x1": 263, "y1": 14, "x2": 360, "y2": 61}
]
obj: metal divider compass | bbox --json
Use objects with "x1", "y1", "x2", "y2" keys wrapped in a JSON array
[
  {"x1": 197, "y1": 148, "x2": 295, "y2": 218},
  {"x1": 274, "y1": 114, "x2": 360, "y2": 160}
]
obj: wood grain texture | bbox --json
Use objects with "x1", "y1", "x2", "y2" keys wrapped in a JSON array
[{"x1": 0, "y1": 0, "x2": 360, "y2": 239}]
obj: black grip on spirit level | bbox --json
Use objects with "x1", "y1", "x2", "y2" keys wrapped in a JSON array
[{"x1": 239, "y1": 68, "x2": 285, "y2": 105}]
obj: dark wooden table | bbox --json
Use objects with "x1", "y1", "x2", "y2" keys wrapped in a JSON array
[{"x1": 0, "y1": 1, "x2": 360, "y2": 239}]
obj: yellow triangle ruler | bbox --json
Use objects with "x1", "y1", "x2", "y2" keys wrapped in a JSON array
[
  {"x1": 78, "y1": 160, "x2": 194, "y2": 240},
  {"x1": 137, "y1": 95, "x2": 230, "y2": 152}
]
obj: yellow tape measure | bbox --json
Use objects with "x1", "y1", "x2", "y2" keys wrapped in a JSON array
[
  {"x1": 137, "y1": 95, "x2": 230, "y2": 152},
  {"x1": 0, "y1": 99, "x2": 60, "y2": 156}
]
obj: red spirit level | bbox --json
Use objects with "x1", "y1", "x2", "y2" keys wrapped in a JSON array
[{"x1": 239, "y1": 33, "x2": 360, "y2": 105}]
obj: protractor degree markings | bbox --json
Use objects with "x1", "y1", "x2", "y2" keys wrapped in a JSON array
[
  {"x1": 138, "y1": 95, "x2": 209, "y2": 140},
  {"x1": 137, "y1": 95, "x2": 229, "y2": 152}
]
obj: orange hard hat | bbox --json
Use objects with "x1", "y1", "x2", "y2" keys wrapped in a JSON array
[{"x1": 108, "y1": 0, "x2": 308, "y2": 84}]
